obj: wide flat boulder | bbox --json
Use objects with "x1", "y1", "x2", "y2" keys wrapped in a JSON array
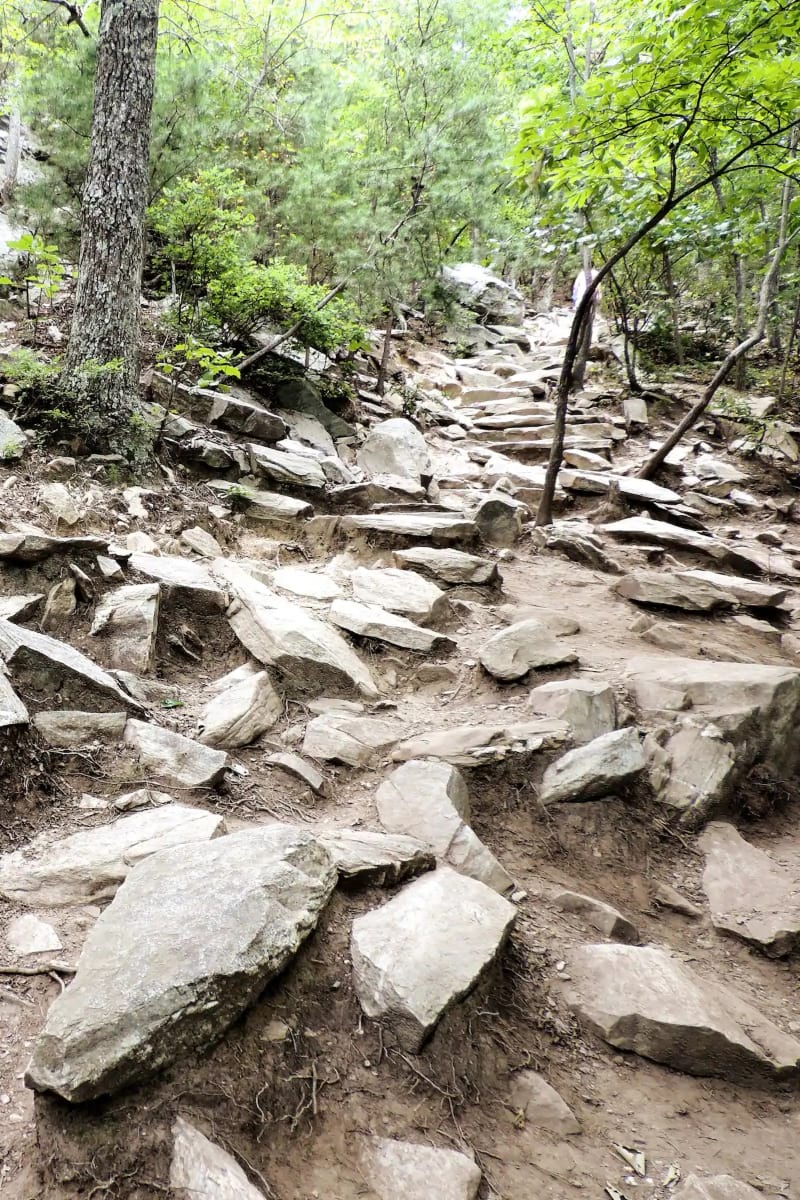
[
  {"x1": 351, "y1": 866, "x2": 516, "y2": 1051},
  {"x1": 129, "y1": 552, "x2": 228, "y2": 611},
  {"x1": 674, "y1": 1175, "x2": 764, "y2": 1200},
  {"x1": 538, "y1": 728, "x2": 646, "y2": 804},
  {"x1": 616, "y1": 572, "x2": 737, "y2": 612},
  {"x1": 318, "y1": 829, "x2": 433, "y2": 886},
  {"x1": 329, "y1": 599, "x2": 455, "y2": 653},
  {"x1": 376, "y1": 760, "x2": 512, "y2": 892},
  {"x1": 391, "y1": 718, "x2": 569, "y2": 767},
  {"x1": 356, "y1": 417, "x2": 431, "y2": 482},
  {"x1": 359, "y1": 1135, "x2": 481, "y2": 1200},
  {"x1": 0, "y1": 619, "x2": 144, "y2": 713},
  {"x1": 527, "y1": 679, "x2": 616, "y2": 745},
  {"x1": 479, "y1": 619, "x2": 577, "y2": 681},
  {"x1": 699, "y1": 822, "x2": 800, "y2": 957},
  {"x1": 26, "y1": 825, "x2": 336, "y2": 1101},
  {"x1": 247, "y1": 443, "x2": 326, "y2": 489},
  {"x1": 350, "y1": 566, "x2": 449, "y2": 624},
  {"x1": 565, "y1": 943, "x2": 800, "y2": 1081},
  {"x1": 341, "y1": 512, "x2": 477, "y2": 546},
  {"x1": 0, "y1": 804, "x2": 225, "y2": 906},
  {"x1": 0, "y1": 530, "x2": 106, "y2": 564},
  {"x1": 392, "y1": 546, "x2": 499, "y2": 585}
]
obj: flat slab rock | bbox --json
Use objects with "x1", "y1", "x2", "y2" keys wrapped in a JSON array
[
  {"x1": 554, "y1": 889, "x2": 639, "y2": 943},
  {"x1": 125, "y1": 720, "x2": 230, "y2": 789},
  {"x1": 318, "y1": 829, "x2": 434, "y2": 885},
  {"x1": 341, "y1": 512, "x2": 477, "y2": 545},
  {"x1": 34, "y1": 710, "x2": 127, "y2": 748},
  {"x1": 376, "y1": 759, "x2": 512, "y2": 893},
  {"x1": 350, "y1": 566, "x2": 449, "y2": 624},
  {"x1": 0, "y1": 618, "x2": 144, "y2": 714},
  {"x1": 0, "y1": 804, "x2": 225, "y2": 906},
  {"x1": 171, "y1": 1117, "x2": 268, "y2": 1199},
  {"x1": 221, "y1": 565, "x2": 378, "y2": 699},
  {"x1": 26, "y1": 825, "x2": 337, "y2": 1101},
  {"x1": 392, "y1": 546, "x2": 499, "y2": 585},
  {"x1": 391, "y1": 718, "x2": 570, "y2": 767},
  {"x1": 699, "y1": 822, "x2": 800, "y2": 957},
  {"x1": 0, "y1": 673, "x2": 29, "y2": 729},
  {"x1": 479, "y1": 619, "x2": 578, "y2": 681},
  {"x1": 674, "y1": 1175, "x2": 764, "y2": 1200},
  {"x1": 564, "y1": 943, "x2": 800, "y2": 1082},
  {"x1": 359, "y1": 1135, "x2": 481, "y2": 1200},
  {"x1": 351, "y1": 865, "x2": 516, "y2": 1051},
  {"x1": 330, "y1": 598, "x2": 455, "y2": 653},
  {"x1": 617, "y1": 570, "x2": 786, "y2": 612},
  {"x1": 303, "y1": 711, "x2": 403, "y2": 767},
  {"x1": 0, "y1": 531, "x2": 106, "y2": 564},
  {"x1": 539, "y1": 728, "x2": 646, "y2": 804}
]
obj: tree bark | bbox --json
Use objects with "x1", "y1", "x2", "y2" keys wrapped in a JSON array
[
  {"x1": 661, "y1": 247, "x2": 683, "y2": 366},
  {"x1": 0, "y1": 108, "x2": 21, "y2": 206},
  {"x1": 375, "y1": 310, "x2": 394, "y2": 397},
  {"x1": 61, "y1": 0, "x2": 159, "y2": 444}
]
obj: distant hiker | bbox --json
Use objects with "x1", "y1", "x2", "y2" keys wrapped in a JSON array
[{"x1": 572, "y1": 267, "x2": 601, "y2": 309}]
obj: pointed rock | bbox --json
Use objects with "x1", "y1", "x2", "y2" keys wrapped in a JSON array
[
  {"x1": 171, "y1": 1117, "x2": 268, "y2": 1198},
  {"x1": 699, "y1": 822, "x2": 800, "y2": 957},
  {"x1": 359, "y1": 1136, "x2": 481, "y2": 1200},
  {"x1": 7, "y1": 914, "x2": 62, "y2": 956},
  {"x1": 199, "y1": 664, "x2": 282, "y2": 749},
  {"x1": 125, "y1": 720, "x2": 230, "y2": 789},
  {"x1": 539, "y1": 728, "x2": 646, "y2": 804},
  {"x1": 674, "y1": 1175, "x2": 763, "y2": 1200},
  {"x1": 554, "y1": 890, "x2": 639, "y2": 942},
  {"x1": 376, "y1": 760, "x2": 512, "y2": 892},
  {"x1": 507, "y1": 1071, "x2": 580, "y2": 1134},
  {"x1": 567, "y1": 943, "x2": 800, "y2": 1081},
  {"x1": 0, "y1": 619, "x2": 144, "y2": 713},
  {"x1": 0, "y1": 804, "x2": 225, "y2": 906},
  {"x1": 90, "y1": 583, "x2": 160, "y2": 674},
  {"x1": 25, "y1": 826, "x2": 336, "y2": 1101},
  {"x1": 479, "y1": 619, "x2": 577, "y2": 681},
  {"x1": 351, "y1": 866, "x2": 516, "y2": 1051}
]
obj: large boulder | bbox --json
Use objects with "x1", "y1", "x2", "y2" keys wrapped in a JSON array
[
  {"x1": 699, "y1": 822, "x2": 800, "y2": 957},
  {"x1": 674, "y1": 1176, "x2": 764, "y2": 1200},
  {"x1": 351, "y1": 866, "x2": 516, "y2": 1051},
  {"x1": 0, "y1": 805, "x2": 225, "y2": 906},
  {"x1": 626, "y1": 656, "x2": 800, "y2": 821},
  {"x1": 376, "y1": 760, "x2": 512, "y2": 892},
  {"x1": 356, "y1": 418, "x2": 431, "y2": 482},
  {"x1": 440, "y1": 263, "x2": 525, "y2": 325},
  {"x1": 26, "y1": 825, "x2": 337, "y2": 1101},
  {"x1": 539, "y1": 728, "x2": 646, "y2": 804},
  {"x1": 565, "y1": 943, "x2": 800, "y2": 1081}
]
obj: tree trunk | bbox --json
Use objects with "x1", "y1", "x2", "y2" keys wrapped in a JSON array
[
  {"x1": 60, "y1": 0, "x2": 160, "y2": 446},
  {"x1": 0, "y1": 108, "x2": 21, "y2": 206},
  {"x1": 375, "y1": 311, "x2": 394, "y2": 397},
  {"x1": 778, "y1": 284, "x2": 800, "y2": 402},
  {"x1": 661, "y1": 247, "x2": 683, "y2": 365}
]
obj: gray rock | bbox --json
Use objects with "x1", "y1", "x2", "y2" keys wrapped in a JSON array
[
  {"x1": 359, "y1": 1135, "x2": 481, "y2": 1200},
  {"x1": 129, "y1": 552, "x2": 227, "y2": 611},
  {"x1": 330, "y1": 598, "x2": 455, "y2": 653},
  {"x1": 392, "y1": 547, "x2": 499, "y2": 585},
  {"x1": 26, "y1": 825, "x2": 337, "y2": 1101},
  {"x1": 559, "y1": 470, "x2": 679, "y2": 506},
  {"x1": 7, "y1": 914, "x2": 63, "y2": 955},
  {"x1": 303, "y1": 712, "x2": 403, "y2": 767},
  {"x1": 208, "y1": 480, "x2": 313, "y2": 523},
  {"x1": 539, "y1": 728, "x2": 646, "y2": 804},
  {"x1": 616, "y1": 571, "x2": 736, "y2": 612},
  {"x1": 376, "y1": 760, "x2": 512, "y2": 892},
  {"x1": 274, "y1": 376, "x2": 355, "y2": 440},
  {"x1": 357, "y1": 417, "x2": 431, "y2": 482},
  {"x1": 0, "y1": 531, "x2": 106, "y2": 564},
  {"x1": 351, "y1": 866, "x2": 516, "y2": 1051},
  {"x1": 602, "y1": 517, "x2": 765, "y2": 574},
  {"x1": 319, "y1": 829, "x2": 434, "y2": 885},
  {"x1": 554, "y1": 890, "x2": 639, "y2": 942},
  {"x1": 222, "y1": 566, "x2": 378, "y2": 699},
  {"x1": 207, "y1": 392, "x2": 287, "y2": 443},
  {"x1": 528, "y1": 679, "x2": 616, "y2": 744},
  {"x1": 0, "y1": 413, "x2": 28, "y2": 459},
  {"x1": 392, "y1": 718, "x2": 570, "y2": 767},
  {"x1": 124, "y1": 720, "x2": 230, "y2": 789},
  {"x1": 0, "y1": 618, "x2": 144, "y2": 713},
  {"x1": 341, "y1": 511, "x2": 477, "y2": 545},
  {"x1": 179, "y1": 526, "x2": 224, "y2": 558},
  {"x1": 0, "y1": 804, "x2": 225, "y2": 906},
  {"x1": 272, "y1": 566, "x2": 341, "y2": 601},
  {"x1": 266, "y1": 751, "x2": 326, "y2": 793},
  {"x1": 350, "y1": 566, "x2": 449, "y2": 624},
  {"x1": 0, "y1": 593, "x2": 45, "y2": 622},
  {"x1": 90, "y1": 583, "x2": 160, "y2": 674},
  {"x1": 679, "y1": 569, "x2": 787, "y2": 608},
  {"x1": 0, "y1": 673, "x2": 29, "y2": 729},
  {"x1": 248, "y1": 442, "x2": 326, "y2": 489},
  {"x1": 199, "y1": 664, "x2": 282, "y2": 749},
  {"x1": 507, "y1": 1071, "x2": 580, "y2": 1134},
  {"x1": 699, "y1": 822, "x2": 800, "y2": 957},
  {"x1": 480, "y1": 619, "x2": 577, "y2": 681},
  {"x1": 441, "y1": 263, "x2": 525, "y2": 325},
  {"x1": 171, "y1": 1117, "x2": 268, "y2": 1199},
  {"x1": 34, "y1": 710, "x2": 127, "y2": 748},
  {"x1": 474, "y1": 494, "x2": 527, "y2": 547},
  {"x1": 674, "y1": 1175, "x2": 763, "y2": 1200},
  {"x1": 565, "y1": 943, "x2": 800, "y2": 1081},
  {"x1": 40, "y1": 577, "x2": 77, "y2": 631},
  {"x1": 39, "y1": 481, "x2": 80, "y2": 526}
]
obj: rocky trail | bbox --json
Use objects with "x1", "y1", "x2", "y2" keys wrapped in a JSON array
[{"x1": 0, "y1": 294, "x2": 799, "y2": 1200}]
